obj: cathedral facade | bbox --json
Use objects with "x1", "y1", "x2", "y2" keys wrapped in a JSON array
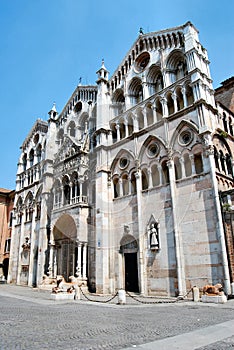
[{"x1": 8, "y1": 22, "x2": 234, "y2": 296}]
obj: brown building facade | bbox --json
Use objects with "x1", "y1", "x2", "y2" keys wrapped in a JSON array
[{"x1": 0, "y1": 188, "x2": 15, "y2": 282}]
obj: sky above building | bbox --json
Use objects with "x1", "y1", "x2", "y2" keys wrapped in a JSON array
[{"x1": 0, "y1": 0, "x2": 233, "y2": 190}]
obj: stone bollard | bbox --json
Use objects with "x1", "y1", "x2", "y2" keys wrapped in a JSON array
[
  {"x1": 118, "y1": 289, "x2": 126, "y2": 305},
  {"x1": 74, "y1": 285, "x2": 80, "y2": 300},
  {"x1": 231, "y1": 282, "x2": 234, "y2": 296},
  {"x1": 192, "y1": 286, "x2": 200, "y2": 302}
]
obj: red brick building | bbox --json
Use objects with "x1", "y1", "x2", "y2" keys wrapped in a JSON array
[
  {"x1": 0, "y1": 188, "x2": 15, "y2": 282},
  {"x1": 215, "y1": 77, "x2": 234, "y2": 113}
]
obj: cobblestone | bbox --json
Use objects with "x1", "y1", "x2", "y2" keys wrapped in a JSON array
[{"x1": 0, "y1": 285, "x2": 234, "y2": 349}]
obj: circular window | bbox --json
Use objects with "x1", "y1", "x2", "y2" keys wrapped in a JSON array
[
  {"x1": 135, "y1": 52, "x2": 150, "y2": 73},
  {"x1": 119, "y1": 157, "x2": 129, "y2": 169},
  {"x1": 147, "y1": 142, "x2": 160, "y2": 158},
  {"x1": 179, "y1": 130, "x2": 193, "y2": 146}
]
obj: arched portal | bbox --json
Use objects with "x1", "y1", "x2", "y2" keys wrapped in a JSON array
[
  {"x1": 120, "y1": 234, "x2": 139, "y2": 292},
  {"x1": 53, "y1": 214, "x2": 77, "y2": 281}
]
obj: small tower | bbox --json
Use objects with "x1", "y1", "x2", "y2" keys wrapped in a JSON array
[
  {"x1": 96, "y1": 60, "x2": 110, "y2": 133},
  {"x1": 96, "y1": 59, "x2": 109, "y2": 84},
  {"x1": 48, "y1": 102, "x2": 58, "y2": 121}
]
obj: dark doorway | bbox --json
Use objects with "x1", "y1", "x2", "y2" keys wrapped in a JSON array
[
  {"x1": 124, "y1": 252, "x2": 139, "y2": 292},
  {"x1": 2, "y1": 258, "x2": 9, "y2": 280}
]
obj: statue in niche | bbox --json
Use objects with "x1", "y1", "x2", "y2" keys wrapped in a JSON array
[{"x1": 148, "y1": 222, "x2": 159, "y2": 250}]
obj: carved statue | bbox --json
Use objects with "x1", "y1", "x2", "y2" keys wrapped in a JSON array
[{"x1": 148, "y1": 222, "x2": 159, "y2": 249}]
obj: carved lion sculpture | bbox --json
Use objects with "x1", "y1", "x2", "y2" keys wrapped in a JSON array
[
  {"x1": 203, "y1": 283, "x2": 223, "y2": 295},
  {"x1": 52, "y1": 275, "x2": 81, "y2": 299}
]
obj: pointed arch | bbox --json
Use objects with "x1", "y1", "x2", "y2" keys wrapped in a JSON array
[{"x1": 170, "y1": 119, "x2": 199, "y2": 149}]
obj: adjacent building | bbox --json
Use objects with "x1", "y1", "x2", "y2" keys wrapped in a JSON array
[
  {"x1": 0, "y1": 188, "x2": 15, "y2": 282},
  {"x1": 8, "y1": 22, "x2": 234, "y2": 296}
]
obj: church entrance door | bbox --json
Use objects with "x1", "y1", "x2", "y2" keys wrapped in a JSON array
[
  {"x1": 124, "y1": 252, "x2": 139, "y2": 292},
  {"x1": 120, "y1": 234, "x2": 139, "y2": 293}
]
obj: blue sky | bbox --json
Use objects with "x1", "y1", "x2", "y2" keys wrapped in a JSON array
[{"x1": 0, "y1": 0, "x2": 233, "y2": 190}]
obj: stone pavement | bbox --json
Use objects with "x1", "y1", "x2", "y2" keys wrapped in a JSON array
[{"x1": 0, "y1": 284, "x2": 234, "y2": 349}]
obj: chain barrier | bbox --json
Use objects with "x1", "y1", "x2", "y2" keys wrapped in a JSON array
[
  {"x1": 79, "y1": 286, "x2": 193, "y2": 305},
  {"x1": 126, "y1": 288, "x2": 193, "y2": 304},
  {"x1": 125, "y1": 291, "x2": 177, "y2": 304},
  {"x1": 79, "y1": 287, "x2": 118, "y2": 303}
]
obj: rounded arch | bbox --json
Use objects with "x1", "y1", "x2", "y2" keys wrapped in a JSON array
[
  {"x1": 147, "y1": 64, "x2": 164, "y2": 95},
  {"x1": 67, "y1": 121, "x2": 76, "y2": 137},
  {"x1": 53, "y1": 214, "x2": 77, "y2": 240},
  {"x1": 112, "y1": 88, "x2": 125, "y2": 103},
  {"x1": 120, "y1": 234, "x2": 138, "y2": 253},
  {"x1": 128, "y1": 77, "x2": 143, "y2": 104},
  {"x1": 166, "y1": 49, "x2": 188, "y2": 84}
]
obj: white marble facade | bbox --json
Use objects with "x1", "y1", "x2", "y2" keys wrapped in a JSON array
[{"x1": 8, "y1": 22, "x2": 234, "y2": 296}]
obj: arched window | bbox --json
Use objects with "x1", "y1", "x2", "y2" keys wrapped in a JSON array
[
  {"x1": 186, "y1": 85, "x2": 194, "y2": 105},
  {"x1": 122, "y1": 174, "x2": 129, "y2": 196},
  {"x1": 223, "y1": 113, "x2": 228, "y2": 133},
  {"x1": 29, "y1": 149, "x2": 34, "y2": 167},
  {"x1": 22, "y1": 153, "x2": 27, "y2": 171},
  {"x1": 146, "y1": 104, "x2": 154, "y2": 125},
  {"x1": 174, "y1": 156, "x2": 182, "y2": 180},
  {"x1": 219, "y1": 150, "x2": 226, "y2": 173},
  {"x1": 161, "y1": 160, "x2": 169, "y2": 184},
  {"x1": 128, "y1": 78, "x2": 143, "y2": 105},
  {"x1": 229, "y1": 117, "x2": 233, "y2": 136},
  {"x1": 63, "y1": 176, "x2": 70, "y2": 205},
  {"x1": 166, "y1": 51, "x2": 188, "y2": 85},
  {"x1": 194, "y1": 153, "x2": 203, "y2": 174},
  {"x1": 25, "y1": 192, "x2": 33, "y2": 222},
  {"x1": 130, "y1": 173, "x2": 137, "y2": 194},
  {"x1": 155, "y1": 98, "x2": 163, "y2": 121},
  {"x1": 71, "y1": 173, "x2": 79, "y2": 200},
  {"x1": 111, "y1": 123, "x2": 117, "y2": 143},
  {"x1": 214, "y1": 147, "x2": 220, "y2": 171},
  {"x1": 57, "y1": 129, "x2": 64, "y2": 145},
  {"x1": 113, "y1": 177, "x2": 120, "y2": 198},
  {"x1": 112, "y1": 89, "x2": 125, "y2": 116},
  {"x1": 54, "y1": 180, "x2": 62, "y2": 207},
  {"x1": 68, "y1": 121, "x2": 76, "y2": 137},
  {"x1": 141, "y1": 168, "x2": 148, "y2": 190},
  {"x1": 127, "y1": 115, "x2": 134, "y2": 136},
  {"x1": 151, "y1": 164, "x2": 160, "y2": 186},
  {"x1": 176, "y1": 87, "x2": 184, "y2": 110},
  {"x1": 226, "y1": 154, "x2": 233, "y2": 176},
  {"x1": 167, "y1": 92, "x2": 174, "y2": 115},
  {"x1": 147, "y1": 65, "x2": 164, "y2": 96},
  {"x1": 137, "y1": 110, "x2": 144, "y2": 130},
  {"x1": 36, "y1": 144, "x2": 42, "y2": 163},
  {"x1": 184, "y1": 153, "x2": 192, "y2": 177}
]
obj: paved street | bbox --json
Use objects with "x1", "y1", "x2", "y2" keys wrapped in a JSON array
[{"x1": 0, "y1": 284, "x2": 234, "y2": 349}]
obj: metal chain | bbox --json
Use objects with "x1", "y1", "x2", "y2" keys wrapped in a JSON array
[
  {"x1": 125, "y1": 291, "x2": 178, "y2": 304},
  {"x1": 79, "y1": 287, "x2": 118, "y2": 303},
  {"x1": 125, "y1": 288, "x2": 193, "y2": 304},
  {"x1": 79, "y1": 287, "x2": 193, "y2": 305}
]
